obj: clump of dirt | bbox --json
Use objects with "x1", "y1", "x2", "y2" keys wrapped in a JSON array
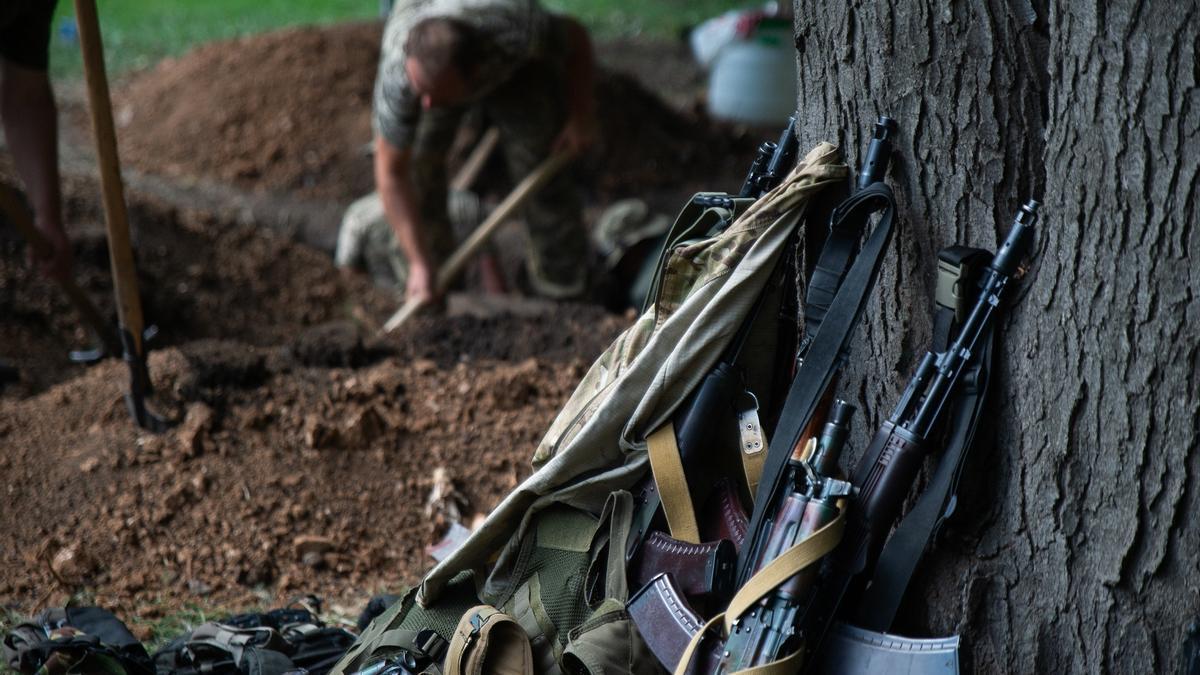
[
  {"x1": 112, "y1": 22, "x2": 755, "y2": 204},
  {"x1": 0, "y1": 343, "x2": 595, "y2": 617},
  {"x1": 115, "y1": 22, "x2": 381, "y2": 200},
  {"x1": 0, "y1": 172, "x2": 628, "y2": 619}
]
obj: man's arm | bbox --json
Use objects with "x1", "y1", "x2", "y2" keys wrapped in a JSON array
[
  {"x1": 374, "y1": 134, "x2": 438, "y2": 303},
  {"x1": 551, "y1": 16, "x2": 597, "y2": 157},
  {"x1": 1, "y1": 60, "x2": 71, "y2": 280}
]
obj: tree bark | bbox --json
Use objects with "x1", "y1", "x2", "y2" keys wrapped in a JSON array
[{"x1": 791, "y1": 0, "x2": 1199, "y2": 672}]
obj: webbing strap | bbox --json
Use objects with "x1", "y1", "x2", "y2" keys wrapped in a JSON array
[
  {"x1": 673, "y1": 614, "x2": 723, "y2": 675},
  {"x1": 599, "y1": 491, "x2": 634, "y2": 601},
  {"x1": 739, "y1": 444, "x2": 766, "y2": 499},
  {"x1": 723, "y1": 510, "x2": 844, "y2": 633},
  {"x1": 376, "y1": 628, "x2": 434, "y2": 651},
  {"x1": 672, "y1": 512, "x2": 844, "y2": 675},
  {"x1": 739, "y1": 183, "x2": 897, "y2": 582},
  {"x1": 646, "y1": 422, "x2": 700, "y2": 544},
  {"x1": 802, "y1": 208, "x2": 862, "y2": 340}
]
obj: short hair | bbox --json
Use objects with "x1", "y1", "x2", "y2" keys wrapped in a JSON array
[{"x1": 405, "y1": 17, "x2": 480, "y2": 81}]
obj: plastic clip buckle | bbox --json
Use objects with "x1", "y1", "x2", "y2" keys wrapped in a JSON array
[{"x1": 936, "y1": 248, "x2": 989, "y2": 323}]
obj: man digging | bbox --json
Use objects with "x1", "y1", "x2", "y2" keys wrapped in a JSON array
[{"x1": 336, "y1": 0, "x2": 597, "y2": 306}]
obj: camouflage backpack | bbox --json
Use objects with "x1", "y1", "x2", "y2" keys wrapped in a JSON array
[{"x1": 331, "y1": 143, "x2": 849, "y2": 675}]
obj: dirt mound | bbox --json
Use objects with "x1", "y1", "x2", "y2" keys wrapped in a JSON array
[
  {"x1": 113, "y1": 22, "x2": 754, "y2": 203},
  {"x1": 0, "y1": 343, "x2": 593, "y2": 618},
  {"x1": 115, "y1": 22, "x2": 381, "y2": 201},
  {"x1": 0, "y1": 172, "x2": 628, "y2": 623},
  {"x1": 0, "y1": 168, "x2": 393, "y2": 396}
]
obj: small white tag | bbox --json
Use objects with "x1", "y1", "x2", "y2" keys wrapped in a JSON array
[{"x1": 737, "y1": 391, "x2": 765, "y2": 455}]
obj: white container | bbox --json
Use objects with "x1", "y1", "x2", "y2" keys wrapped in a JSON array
[{"x1": 707, "y1": 23, "x2": 797, "y2": 126}]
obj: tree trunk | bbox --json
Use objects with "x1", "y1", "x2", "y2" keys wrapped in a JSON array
[{"x1": 790, "y1": 0, "x2": 1199, "y2": 672}]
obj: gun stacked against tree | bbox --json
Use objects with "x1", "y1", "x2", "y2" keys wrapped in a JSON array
[
  {"x1": 717, "y1": 401, "x2": 855, "y2": 671},
  {"x1": 627, "y1": 117, "x2": 901, "y2": 672},
  {"x1": 790, "y1": 200, "x2": 1041, "y2": 667},
  {"x1": 729, "y1": 116, "x2": 898, "y2": 599}
]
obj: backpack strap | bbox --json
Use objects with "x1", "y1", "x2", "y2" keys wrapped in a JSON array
[
  {"x1": 852, "y1": 246, "x2": 995, "y2": 631},
  {"x1": 646, "y1": 421, "x2": 701, "y2": 544}
]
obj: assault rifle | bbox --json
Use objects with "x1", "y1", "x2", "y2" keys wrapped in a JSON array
[
  {"x1": 627, "y1": 117, "x2": 900, "y2": 671},
  {"x1": 717, "y1": 400, "x2": 856, "y2": 671},
  {"x1": 630, "y1": 202, "x2": 1038, "y2": 672},
  {"x1": 692, "y1": 115, "x2": 800, "y2": 210},
  {"x1": 794, "y1": 200, "x2": 1040, "y2": 667}
]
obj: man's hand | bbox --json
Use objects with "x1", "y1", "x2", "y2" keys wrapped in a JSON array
[{"x1": 405, "y1": 260, "x2": 439, "y2": 306}]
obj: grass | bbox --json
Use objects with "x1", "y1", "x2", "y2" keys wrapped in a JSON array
[
  {"x1": 49, "y1": 0, "x2": 380, "y2": 77},
  {"x1": 49, "y1": 0, "x2": 754, "y2": 77}
]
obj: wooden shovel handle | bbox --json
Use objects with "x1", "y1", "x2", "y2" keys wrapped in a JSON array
[
  {"x1": 381, "y1": 152, "x2": 572, "y2": 333},
  {"x1": 450, "y1": 128, "x2": 500, "y2": 193},
  {"x1": 75, "y1": 0, "x2": 146, "y2": 352}
]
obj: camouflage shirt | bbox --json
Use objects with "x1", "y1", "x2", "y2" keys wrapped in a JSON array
[{"x1": 373, "y1": 0, "x2": 567, "y2": 149}]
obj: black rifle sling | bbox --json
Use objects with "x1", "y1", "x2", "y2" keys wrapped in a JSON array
[
  {"x1": 737, "y1": 182, "x2": 897, "y2": 582},
  {"x1": 853, "y1": 247, "x2": 997, "y2": 631},
  {"x1": 801, "y1": 200, "x2": 862, "y2": 342}
]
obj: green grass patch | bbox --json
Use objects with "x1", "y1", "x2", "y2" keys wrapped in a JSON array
[
  {"x1": 49, "y1": 0, "x2": 379, "y2": 78},
  {"x1": 49, "y1": 0, "x2": 754, "y2": 78}
]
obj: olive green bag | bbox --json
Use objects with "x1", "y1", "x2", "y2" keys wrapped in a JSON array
[
  {"x1": 332, "y1": 144, "x2": 849, "y2": 675},
  {"x1": 333, "y1": 499, "x2": 651, "y2": 675}
]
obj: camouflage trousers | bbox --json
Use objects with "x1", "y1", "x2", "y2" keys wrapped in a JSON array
[{"x1": 336, "y1": 60, "x2": 589, "y2": 299}]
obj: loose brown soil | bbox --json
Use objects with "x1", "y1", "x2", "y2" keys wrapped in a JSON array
[
  {"x1": 1, "y1": 21, "x2": 765, "y2": 634},
  {"x1": 0, "y1": 171, "x2": 628, "y2": 625},
  {"x1": 112, "y1": 22, "x2": 756, "y2": 204}
]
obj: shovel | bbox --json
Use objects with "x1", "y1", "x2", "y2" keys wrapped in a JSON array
[
  {"x1": 381, "y1": 151, "x2": 572, "y2": 333},
  {"x1": 0, "y1": 184, "x2": 120, "y2": 361},
  {"x1": 74, "y1": 0, "x2": 169, "y2": 432}
]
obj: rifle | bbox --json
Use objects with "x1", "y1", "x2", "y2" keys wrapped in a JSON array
[
  {"x1": 692, "y1": 115, "x2": 800, "y2": 211},
  {"x1": 790, "y1": 201, "x2": 1040, "y2": 667},
  {"x1": 736, "y1": 116, "x2": 898, "y2": 581},
  {"x1": 627, "y1": 117, "x2": 900, "y2": 671},
  {"x1": 716, "y1": 401, "x2": 856, "y2": 671}
]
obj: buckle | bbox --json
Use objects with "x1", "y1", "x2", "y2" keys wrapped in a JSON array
[
  {"x1": 414, "y1": 629, "x2": 448, "y2": 663},
  {"x1": 936, "y1": 247, "x2": 991, "y2": 323}
]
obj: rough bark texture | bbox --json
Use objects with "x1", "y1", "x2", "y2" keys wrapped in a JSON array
[{"x1": 791, "y1": 0, "x2": 1199, "y2": 672}]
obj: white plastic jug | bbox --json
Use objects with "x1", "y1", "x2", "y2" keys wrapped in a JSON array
[{"x1": 707, "y1": 21, "x2": 797, "y2": 126}]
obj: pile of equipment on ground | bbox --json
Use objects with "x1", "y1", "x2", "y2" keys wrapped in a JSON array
[{"x1": 5, "y1": 112, "x2": 1038, "y2": 674}]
